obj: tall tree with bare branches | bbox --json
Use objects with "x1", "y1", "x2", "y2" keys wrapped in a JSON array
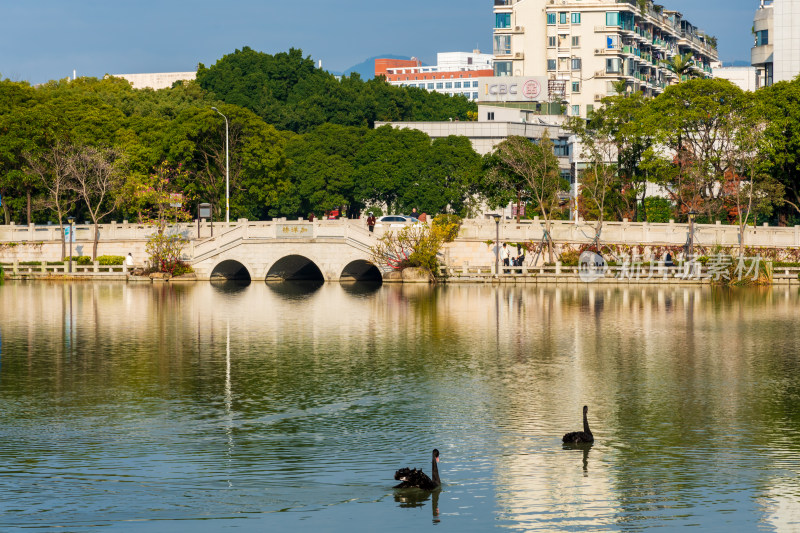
[
  {"x1": 24, "y1": 140, "x2": 77, "y2": 260},
  {"x1": 68, "y1": 146, "x2": 125, "y2": 260},
  {"x1": 489, "y1": 132, "x2": 564, "y2": 262}
]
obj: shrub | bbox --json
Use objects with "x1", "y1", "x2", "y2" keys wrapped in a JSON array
[
  {"x1": 559, "y1": 249, "x2": 581, "y2": 266},
  {"x1": 432, "y1": 214, "x2": 462, "y2": 242},
  {"x1": 97, "y1": 255, "x2": 124, "y2": 265},
  {"x1": 370, "y1": 224, "x2": 447, "y2": 276},
  {"x1": 642, "y1": 197, "x2": 674, "y2": 223},
  {"x1": 20, "y1": 261, "x2": 42, "y2": 266},
  {"x1": 0, "y1": 264, "x2": 4, "y2": 282},
  {"x1": 171, "y1": 261, "x2": 195, "y2": 276},
  {"x1": 65, "y1": 256, "x2": 93, "y2": 265},
  {"x1": 146, "y1": 233, "x2": 190, "y2": 275}
]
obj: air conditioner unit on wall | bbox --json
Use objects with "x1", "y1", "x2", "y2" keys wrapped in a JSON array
[
  {"x1": 515, "y1": 26, "x2": 524, "y2": 31},
  {"x1": 594, "y1": 94, "x2": 603, "y2": 101},
  {"x1": 514, "y1": 52, "x2": 524, "y2": 59}
]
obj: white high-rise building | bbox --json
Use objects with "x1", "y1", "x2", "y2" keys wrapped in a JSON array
[
  {"x1": 492, "y1": 0, "x2": 718, "y2": 117},
  {"x1": 752, "y1": 0, "x2": 800, "y2": 87}
]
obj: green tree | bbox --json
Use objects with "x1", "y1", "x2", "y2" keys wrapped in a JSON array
[
  {"x1": 488, "y1": 133, "x2": 564, "y2": 262},
  {"x1": 758, "y1": 77, "x2": 800, "y2": 223},
  {"x1": 645, "y1": 78, "x2": 748, "y2": 221}
]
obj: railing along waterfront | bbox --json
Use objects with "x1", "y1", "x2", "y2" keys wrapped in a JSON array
[{"x1": 438, "y1": 262, "x2": 800, "y2": 284}]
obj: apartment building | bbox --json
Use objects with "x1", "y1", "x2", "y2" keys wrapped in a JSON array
[
  {"x1": 752, "y1": 0, "x2": 800, "y2": 87},
  {"x1": 375, "y1": 51, "x2": 494, "y2": 100},
  {"x1": 492, "y1": 0, "x2": 719, "y2": 117}
]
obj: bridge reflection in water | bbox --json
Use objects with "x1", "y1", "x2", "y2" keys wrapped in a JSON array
[{"x1": 210, "y1": 255, "x2": 382, "y2": 284}]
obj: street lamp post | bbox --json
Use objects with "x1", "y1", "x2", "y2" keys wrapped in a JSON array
[
  {"x1": 67, "y1": 216, "x2": 75, "y2": 273},
  {"x1": 211, "y1": 107, "x2": 230, "y2": 224},
  {"x1": 492, "y1": 214, "x2": 502, "y2": 276}
]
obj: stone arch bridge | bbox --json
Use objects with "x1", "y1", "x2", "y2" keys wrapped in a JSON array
[{"x1": 191, "y1": 221, "x2": 384, "y2": 282}]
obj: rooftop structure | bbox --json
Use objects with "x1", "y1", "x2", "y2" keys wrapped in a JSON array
[
  {"x1": 375, "y1": 51, "x2": 494, "y2": 100},
  {"x1": 109, "y1": 71, "x2": 196, "y2": 90}
]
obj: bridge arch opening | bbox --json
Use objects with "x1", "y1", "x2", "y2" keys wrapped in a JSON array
[
  {"x1": 340, "y1": 260, "x2": 383, "y2": 283},
  {"x1": 266, "y1": 255, "x2": 324, "y2": 282},
  {"x1": 211, "y1": 260, "x2": 252, "y2": 282}
]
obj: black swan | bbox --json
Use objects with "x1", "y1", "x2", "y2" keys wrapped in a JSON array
[
  {"x1": 562, "y1": 405, "x2": 594, "y2": 444},
  {"x1": 394, "y1": 449, "x2": 440, "y2": 490}
]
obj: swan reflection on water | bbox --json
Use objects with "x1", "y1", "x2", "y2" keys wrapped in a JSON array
[
  {"x1": 562, "y1": 442, "x2": 592, "y2": 474},
  {"x1": 393, "y1": 489, "x2": 440, "y2": 523}
]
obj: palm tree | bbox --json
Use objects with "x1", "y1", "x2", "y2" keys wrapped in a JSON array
[
  {"x1": 611, "y1": 79, "x2": 630, "y2": 96},
  {"x1": 662, "y1": 52, "x2": 694, "y2": 82}
]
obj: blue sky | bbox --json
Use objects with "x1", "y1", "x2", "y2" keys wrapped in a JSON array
[{"x1": 1, "y1": 0, "x2": 757, "y2": 85}]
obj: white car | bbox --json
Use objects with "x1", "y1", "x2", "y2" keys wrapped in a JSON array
[{"x1": 375, "y1": 215, "x2": 415, "y2": 228}]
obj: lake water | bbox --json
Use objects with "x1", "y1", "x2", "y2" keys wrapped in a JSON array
[{"x1": 1, "y1": 281, "x2": 799, "y2": 532}]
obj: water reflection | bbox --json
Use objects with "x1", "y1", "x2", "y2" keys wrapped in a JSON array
[
  {"x1": 265, "y1": 279, "x2": 324, "y2": 297},
  {"x1": 210, "y1": 278, "x2": 251, "y2": 294},
  {"x1": 1, "y1": 283, "x2": 800, "y2": 531},
  {"x1": 562, "y1": 443, "x2": 592, "y2": 475},
  {"x1": 340, "y1": 280, "x2": 382, "y2": 297},
  {"x1": 394, "y1": 489, "x2": 440, "y2": 524}
]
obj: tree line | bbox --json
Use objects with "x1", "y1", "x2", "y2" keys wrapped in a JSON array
[
  {"x1": 0, "y1": 47, "x2": 482, "y2": 236},
  {"x1": 2, "y1": 45, "x2": 800, "y2": 250}
]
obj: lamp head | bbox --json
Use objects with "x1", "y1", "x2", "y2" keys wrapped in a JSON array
[
  {"x1": 492, "y1": 214, "x2": 501, "y2": 224},
  {"x1": 67, "y1": 216, "x2": 75, "y2": 224}
]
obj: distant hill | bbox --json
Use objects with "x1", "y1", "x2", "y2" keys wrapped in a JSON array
[{"x1": 334, "y1": 54, "x2": 415, "y2": 80}]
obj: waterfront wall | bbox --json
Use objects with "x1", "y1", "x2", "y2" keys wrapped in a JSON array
[{"x1": 2, "y1": 218, "x2": 799, "y2": 270}]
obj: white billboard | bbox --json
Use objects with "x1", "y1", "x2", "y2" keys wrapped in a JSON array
[{"x1": 478, "y1": 77, "x2": 548, "y2": 103}]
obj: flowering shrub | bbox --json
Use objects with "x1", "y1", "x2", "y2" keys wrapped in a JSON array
[
  {"x1": 369, "y1": 224, "x2": 450, "y2": 276},
  {"x1": 146, "y1": 233, "x2": 193, "y2": 276}
]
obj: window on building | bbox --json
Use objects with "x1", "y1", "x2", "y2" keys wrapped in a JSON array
[
  {"x1": 487, "y1": 112, "x2": 495, "y2": 121},
  {"x1": 445, "y1": 82, "x2": 452, "y2": 89},
  {"x1": 548, "y1": 36, "x2": 557, "y2": 47},
  {"x1": 572, "y1": 36, "x2": 580, "y2": 47},
  {"x1": 455, "y1": 81, "x2": 462, "y2": 88},
  {"x1": 586, "y1": 104, "x2": 594, "y2": 115},
  {"x1": 436, "y1": 82, "x2": 444, "y2": 89},
  {"x1": 472, "y1": 81, "x2": 479, "y2": 88},
  {"x1": 606, "y1": 11, "x2": 620, "y2": 26},
  {"x1": 553, "y1": 139, "x2": 571, "y2": 157},
  {"x1": 494, "y1": 35, "x2": 512, "y2": 55},
  {"x1": 494, "y1": 61, "x2": 513, "y2": 77},
  {"x1": 572, "y1": 105, "x2": 580, "y2": 116},
  {"x1": 572, "y1": 81, "x2": 581, "y2": 93},
  {"x1": 571, "y1": 58, "x2": 582, "y2": 70},
  {"x1": 606, "y1": 58, "x2": 622, "y2": 73},
  {"x1": 756, "y1": 30, "x2": 769, "y2": 46},
  {"x1": 427, "y1": 83, "x2": 434, "y2": 89},
  {"x1": 547, "y1": 13, "x2": 556, "y2": 25},
  {"x1": 495, "y1": 13, "x2": 511, "y2": 28},
  {"x1": 571, "y1": 12, "x2": 581, "y2": 24},
  {"x1": 607, "y1": 35, "x2": 619, "y2": 49},
  {"x1": 547, "y1": 59, "x2": 557, "y2": 71},
  {"x1": 472, "y1": 92, "x2": 479, "y2": 99},
  {"x1": 559, "y1": 12, "x2": 568, "y2": 24}
]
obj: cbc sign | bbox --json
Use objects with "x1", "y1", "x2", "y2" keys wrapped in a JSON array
[{"x1": 481, "y1": 76, "x2": 547, "y2": 102}]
